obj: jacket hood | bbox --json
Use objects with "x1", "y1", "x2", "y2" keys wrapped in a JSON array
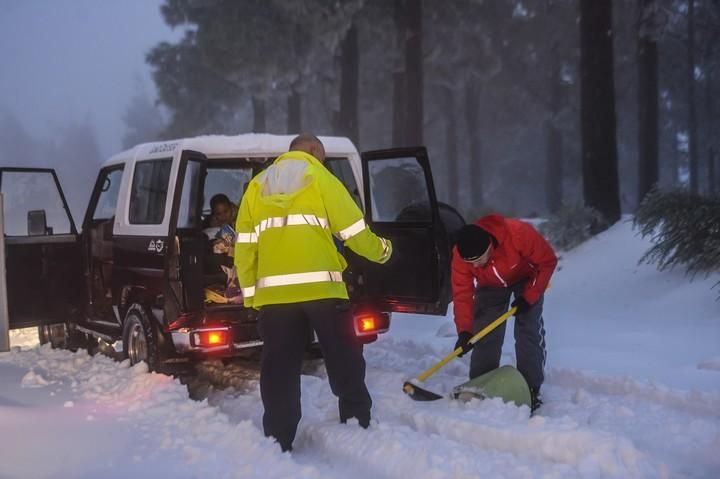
[
  {"x1": 254, "y1": 150, "x2": 321, "y2": 209},
  {"x1": 476, "y1": 214, "x2": 509, "y2": 245}
]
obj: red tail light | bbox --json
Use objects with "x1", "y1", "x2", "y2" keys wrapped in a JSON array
[
  {"x1": 358, "y1": 315, "x2": 376, "y2": 333},
  {"x1": 193, "y1": 329, "x2": 229, "y2": 348},
  {"x1": 353, "y1": 310, "x2": 390, "y2": 337}
]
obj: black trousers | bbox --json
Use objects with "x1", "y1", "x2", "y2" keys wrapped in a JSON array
[
  {"x1": 469, "y1": 283, "x2": 547, "y2": 390},
  {"x1": 257, "y1": 298, "x2": 371, "y2": 451}
]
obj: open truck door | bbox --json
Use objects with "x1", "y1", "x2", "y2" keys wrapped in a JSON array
[
  {"x1": 357, "y1": 147, "x2": 452, "y2": 315},
  {"x1": 0, "y1": 168, "x2": 83, "y2": 329},
  {"x1": 167, "y1": 150, "x2": 207, "y2": 314}
]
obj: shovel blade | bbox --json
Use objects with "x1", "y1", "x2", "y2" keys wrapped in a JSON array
[
  {"x1": 451, "y1": 365, "x2": 531, "y2": 408},
  {"x1": 402, "y1": 381, "x2": 444, "y2": 401}
]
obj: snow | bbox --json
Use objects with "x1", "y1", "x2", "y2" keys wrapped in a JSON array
[{"x1": 1, "y1": 218, "x2": 719, "y2": 478}]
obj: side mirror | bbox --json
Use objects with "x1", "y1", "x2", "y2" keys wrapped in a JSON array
[{"x1": 27, "y1": 210, "x2": 48, "y2": 236}]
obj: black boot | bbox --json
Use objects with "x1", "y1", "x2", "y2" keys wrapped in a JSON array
[
  {"x1": 340, "y1": 414, "x2": 370, "y2": 429},
  {"x1": 530, "y1": 387, "x2": 543, "y2": 413}
]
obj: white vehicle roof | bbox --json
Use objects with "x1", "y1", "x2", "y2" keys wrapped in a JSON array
[{"x1": 104, "y1": 133, "x2": 359, "y2": 167}]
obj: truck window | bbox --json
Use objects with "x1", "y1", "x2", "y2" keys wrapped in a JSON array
[
  {"x1": 1, "y1": 170, "x2": 72, "y2": 236},
  {"x1": 177, "y1": 160, "x2": 204, "y2": 229},
  {"x1": 325, "y1": 157, "x2": 362, "y2": 209},
  {"x1": 367, "y1": 157, "x2": 431, "y2": 223},
  {"x1": 92, "y1": 168, "x2": 123, "y2": 221},
  {"x1": 203, "y1": 167, "x2": 252, "y2": 214},
  {"x1": 129, "y1": 159, "x2": 172, "y2": 225}
]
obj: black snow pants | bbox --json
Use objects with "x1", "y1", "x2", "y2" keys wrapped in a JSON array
[
  {"x1": 257, "y1": 298, "x2": 372, "y2": 451},
  {"x1": 469, "y1": 282, "x2": 546, "y2": 390}
]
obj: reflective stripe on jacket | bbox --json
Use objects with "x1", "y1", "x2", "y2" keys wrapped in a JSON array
[
  {"x1": 451, "y1": 214, "x2": 557, "y2": 333},
  {"x1": 234, "y1": 150, "x2": 392, "y2": 309}
]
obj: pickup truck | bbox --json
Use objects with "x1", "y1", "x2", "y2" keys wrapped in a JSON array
[{"x1": 1, "y1": 134, "x2": 463, "y2": 371}]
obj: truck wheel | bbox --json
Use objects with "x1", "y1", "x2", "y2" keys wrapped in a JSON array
[
  {"x1": 38, "y1": 323, "x2": 86, "y2": 351},
  {"x1": 122, "y1": 304, "x2": 161, "y2": 371},
  {"x1": 38, "y1": 325, "x2": 50, "y2": 346}
]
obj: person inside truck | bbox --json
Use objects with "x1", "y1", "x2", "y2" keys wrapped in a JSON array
[
  {"x1": 202, "y1": 193, "x2": 241, "y2": 303},
  {"x1": 234, "y1": 133, "x2": 393, "y2": 452},
  {"x1": 203, "y1": 193, "x2": 238, "y2": 230}
]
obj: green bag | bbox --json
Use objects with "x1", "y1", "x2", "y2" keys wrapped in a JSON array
[{"x1": 452, "y1": 365, "x2": 531, "y2": 409}]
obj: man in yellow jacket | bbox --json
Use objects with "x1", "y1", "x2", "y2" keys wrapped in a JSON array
[{"x1": 234, "y1": 134, "x2": 392, "y2": 452}]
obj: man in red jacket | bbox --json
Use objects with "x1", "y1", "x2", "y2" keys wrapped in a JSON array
[{"x1": 452, "y1": 214, "x2": 557, "y2": 412}]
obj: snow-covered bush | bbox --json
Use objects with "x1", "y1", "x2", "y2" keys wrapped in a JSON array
[
  {"x1": 538, "y1": 206, "x2": 607, "y2": 252},
  {"x1": 634, "y1": 188, "x2": 720, "y2": 288}
]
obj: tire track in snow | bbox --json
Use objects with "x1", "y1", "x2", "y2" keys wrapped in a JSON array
[
  {"x1": 298, "y1": 415, "x2": 578, "y2": 479},
  {"x1": 364, "y1": 369, "x2": 660, "y2": 478},
  {"x1": 365, "y1": 334, "x2": 719, "y2": 477},
  {"x1": 8, "y1": 338, "x2": 716, "y2": 478},
  {"x1": 152, "y1": 341, "x2": 718, "y2": 478},
  {"x1": 546, "y1": 367, "x2": 720, "y2": 417}
]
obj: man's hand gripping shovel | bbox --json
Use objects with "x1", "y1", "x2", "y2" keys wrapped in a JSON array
[{"x1": 402, "y1": 306, "x2": 517, "y2": 401}]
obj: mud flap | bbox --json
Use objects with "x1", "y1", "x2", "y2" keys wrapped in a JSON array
[{"x1": 451, "y1": 365, "x2": 531, "y2": 409}]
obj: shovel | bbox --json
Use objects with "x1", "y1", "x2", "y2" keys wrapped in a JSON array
[{"x1": 402, "y1": 306, "x2": 517, "y2": 401}]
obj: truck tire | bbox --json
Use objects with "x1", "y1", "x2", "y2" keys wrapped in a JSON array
[
  {"x1": 37, "y1": 323, "x2": 87, "y2": 352},
  {"x1": 122, "y1": 304, "x2": 161, "y2": 371}
]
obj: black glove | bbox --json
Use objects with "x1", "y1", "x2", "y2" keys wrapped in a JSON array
[
  {"x1": 454, "y1": 331, "x2": 474, "y2": 357},
  {"x1": 511, "y1": 296, "x2": 531, "y2": 315}
]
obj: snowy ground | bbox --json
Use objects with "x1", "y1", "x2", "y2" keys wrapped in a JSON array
[{"x1": 1, "y1": 218, "x2": 719, "y2": 479}]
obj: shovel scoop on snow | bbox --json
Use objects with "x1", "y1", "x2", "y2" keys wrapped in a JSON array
[
  {"x1": 402, "y1": 306, "x2": 519, "y2": 402},
  {"x1": 403, "y1": 365, "x2": 531, "y2": 407},
  {"x1": 402, "y1": 380, "x2": 444, "y2": 401},
  {"x1": 451, "y1": 365, "x2": 531, "y2": 407}
]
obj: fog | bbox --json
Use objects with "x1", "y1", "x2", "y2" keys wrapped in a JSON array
[
  {"x1": 0, "y1": 0, "x2": 174, "y2": 157},
  {"x1": 0, "y1": 1, "x2": 716, "y2": 225}
]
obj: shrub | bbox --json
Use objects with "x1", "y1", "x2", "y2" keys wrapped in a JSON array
[
  {"x1": 538, "y1": 206, "x2": 607, "y2": 252},
  {"x1": 634, "y1": 188, "x2": 720, "y2": 292}
]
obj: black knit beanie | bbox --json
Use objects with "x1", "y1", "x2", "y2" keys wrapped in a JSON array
[{"x1": 456, "y1": 224, "x2": 492, "y2": 260}]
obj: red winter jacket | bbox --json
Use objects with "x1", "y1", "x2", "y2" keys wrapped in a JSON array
[{"x1": 452, "y1": 214, "x2": 557, "y2": 334}]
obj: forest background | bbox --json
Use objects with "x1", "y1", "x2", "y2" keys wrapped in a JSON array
[{"x1": 1, "y1": 0, "x2": 718, "y2": 227}]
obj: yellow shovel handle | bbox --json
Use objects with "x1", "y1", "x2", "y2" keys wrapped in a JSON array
[{"x1": 416, "y1": 306, "x2": 517, "y2": 383}]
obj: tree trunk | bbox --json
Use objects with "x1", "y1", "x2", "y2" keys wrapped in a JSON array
[
  {"x1": 637, "y1": 0, "x2": 659, "y2": 206},
  {"x1": 287, "y1": 87, "x2": 301, "y2": 134},
  {"x1": 708, "y1": 148, "x2": 716, "y2": 195},
  {"x1": 687, "y1": 0, "x2": 699, "y2": 193},
  {"x1": 546, "y1": 40, "x2": 564, "y2": 214},
  {"x1": 708, "y1": 71, "x2": 716, "y2": 194},
  {"x1": 465, "y1": 81, "x2": 483, "y2": 207},
  {"x1": 579, "y1": 0, "x2": 621, "y2": 227},
  {"x1": 392, "y1": 72, "x2": 406, "y2": 146},
  {"x1": 338, "y1": 24, "x2": 359, "y2": 146},
  {"x1": 672, "y1": 127, "x2": 680, "y2": 184},
  {"x1": 404, "y1": 0, "x2": 423, "y2": 146},
  {"x1": 392, "y1": 0, "x2": 406, "y2": 146},
  {"x1": 546, "y1": 124, "x2": 563, "y2": 214},
  {"x1": 442, "y1": 86, "x2": 459, "y2": 208},
  {"x1": 252, "y1": 96, "x2": 266, "y2": 133}
]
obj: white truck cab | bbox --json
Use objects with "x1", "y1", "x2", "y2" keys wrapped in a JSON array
[{"x1": 1, "y1": 134, "x2": 460, "y2": 371}]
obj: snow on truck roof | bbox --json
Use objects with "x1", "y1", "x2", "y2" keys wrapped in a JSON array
[{"x1": 103, "y1": 133, "x2": 358, "y2": 166}]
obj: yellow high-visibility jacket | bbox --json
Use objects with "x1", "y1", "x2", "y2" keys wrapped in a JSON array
[{"x1": 234, "y1": 150, "x2": 392, "y2": 309}]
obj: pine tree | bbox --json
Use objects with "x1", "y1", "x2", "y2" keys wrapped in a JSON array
[{"x1": 634, "y1": 188, "x2": 720, "y2": 280}]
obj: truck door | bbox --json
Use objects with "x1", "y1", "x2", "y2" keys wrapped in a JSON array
[
  {"x1": 83, "y1": 166, "x2": 124, "y2": 325},
  {"x1": 358, "y1": 147, "x2": 452, "y2": 315},
  {"x1": 0, "y1": 168, "x2": 83, "y2": 329},
  {"x1": 167, "y1": 150, "x2": 207, "y2": 313}
]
